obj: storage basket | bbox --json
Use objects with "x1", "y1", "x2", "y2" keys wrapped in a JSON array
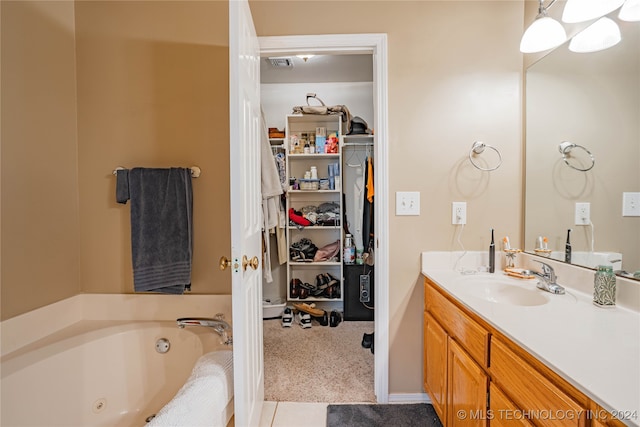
[{"x1": 299, "y1": 179, "x2": 319, "y2": 191}]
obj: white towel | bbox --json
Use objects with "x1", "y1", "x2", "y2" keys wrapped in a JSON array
[{"x1": 147, "y1": 350, "x2": 234, "y2": 427}]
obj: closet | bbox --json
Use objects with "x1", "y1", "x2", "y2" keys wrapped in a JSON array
[{"x1": 260, "y1": 53, "x2": 375, "y2": 320}]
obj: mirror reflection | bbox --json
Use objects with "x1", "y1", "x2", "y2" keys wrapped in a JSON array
[{"x1": 525, "y1": 19, "x2": 640, "y2": 280}]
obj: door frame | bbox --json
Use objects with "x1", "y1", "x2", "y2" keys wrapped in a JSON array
[{"x1": 259, "y1": 33, "x2": 389, "y2": 403}]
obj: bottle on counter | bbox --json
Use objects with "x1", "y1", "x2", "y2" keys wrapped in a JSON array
[
  {"x1": 344, "y1": 234, "x2": 355, "y2": 265},
  {"x1": 593, "y1": 265, "x2": 616, "y2": 307}
]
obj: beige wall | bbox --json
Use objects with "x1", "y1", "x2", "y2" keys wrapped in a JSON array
[
  {"x1": 75, "y1": 1, "x2": 230, "y2": 294},
  {"x1": 249, "y1": 0, "x2": 524, "y2": 395},
  {"x1": 2, "y1": 0, "x2": 525, "y2": 397},
  {"x1": 1, "y1": 1, "x2": 80, "y2": 320},
  {"x1": 1, "y1": 1, "x2": 230, "y2": 320}
]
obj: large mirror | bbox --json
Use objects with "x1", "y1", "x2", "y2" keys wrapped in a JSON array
[{"x1": 525, "y1": 18, "x2": 640, "y2": 280}]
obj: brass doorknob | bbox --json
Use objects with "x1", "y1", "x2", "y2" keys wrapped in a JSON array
[
  {"x1": 242, "y1": 255, "x2": 259, "y2": 271},
  {"x1": 219, "y1": 256, "x2": 233, "y2": 270}
]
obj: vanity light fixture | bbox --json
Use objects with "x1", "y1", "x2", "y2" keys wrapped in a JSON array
[
  {"x1": 562, "y1": 0, "x2": 625, "y2": 23},
  {"x1": 520, "y1": 0, "x2": 567, "y2": 53},
  {"x1": 619, "y1": 0, "x2": 640, "y2": 21},
  {"x1": 569, "y1": 17, "x2": 622, "y2": 52}
]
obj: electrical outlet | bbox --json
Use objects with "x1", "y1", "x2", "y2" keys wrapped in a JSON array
[
  {"x1": 396, "y1": 191, "x2": 420, "y2": 216},
  {"x1": 575, "y1": 202, "x2": 591, "y2": 225},
  {"x1": 359, "y1": 275, "x2": 370, "y2": 303},
  {"x1": 623, "y1": 192, "x2": 640, "y2": 217},
  {"x1": 452, "y1": 202, "x2": 467, "y2": 225}
]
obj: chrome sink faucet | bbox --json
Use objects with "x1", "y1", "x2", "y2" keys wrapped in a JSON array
[
  {"x1": 177, "y1": 314, "x2": 233, "y2": 345},
  {"x1": 532, "y1": 261, "x2": 565, "y2": 294}
]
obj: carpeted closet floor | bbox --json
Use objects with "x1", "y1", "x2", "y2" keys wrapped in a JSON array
[{"x1": 263, "y1": 318, "x2": 376, "y2": 403}]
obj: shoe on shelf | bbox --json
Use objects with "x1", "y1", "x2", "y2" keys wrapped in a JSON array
[
  {"x1": 289, "y1": 278, "x2": 302, "y2": 299},
  {"x1": 361, "y1": 332, "x2": 373, "y2": 349},
  {"x1": 282, "y1": 307, "x2": 293, "y2": 328},
  {"x1": 298, "y1": 312, "x2": 312, "y2": 329},
  {"x1": 329, "y1": 310, "x2": 342, "y2": 327}
]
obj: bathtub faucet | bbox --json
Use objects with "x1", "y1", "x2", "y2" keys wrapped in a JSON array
[{"x1": 177, "y1": 314, "x2": 233, "y2": 345}]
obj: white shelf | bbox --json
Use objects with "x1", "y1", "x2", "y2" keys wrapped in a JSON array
[
  {"x1": 287, "y1": 153, "x2": 340, "y2": 159},
  {"x1": 289, "y1": 261, "x2": 341, "y2": 267},
  {"x1": 288, "y1": 189, "x2": 341, "y2": 194},
  {"x1": 289, "y1": 225, "x2": 341, "y2": 230},
  {"x1": 286, "y1": 114, "x2": 344, "y2": 304}
]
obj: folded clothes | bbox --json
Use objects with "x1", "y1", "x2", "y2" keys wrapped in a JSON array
[{"x1": 289, "y1": 208, "x2": 311, "y2": 227}]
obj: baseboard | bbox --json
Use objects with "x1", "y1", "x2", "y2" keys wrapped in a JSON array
[{"x1": 387, "y1": 393, "x2": 432, "y2": 404}]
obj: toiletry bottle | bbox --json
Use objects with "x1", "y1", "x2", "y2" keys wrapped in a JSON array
[
  {"x1": 593, "y1": 265, "x2": 616, "y2": 307},
  {"x1": 565, "y1": 229, "x2": 572, "y2": 263},
  {"x1": 344, "y1": 234, "x2": 355, "y2": 265},
  {"x1": 489, "y1": 228, "x2": 495, "y2": 273}
]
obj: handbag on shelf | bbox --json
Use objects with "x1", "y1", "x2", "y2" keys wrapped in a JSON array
[
  {"x1": 292, "y1": 93, "x2": 353, "y2": 134},
  {"x1": 313, "y1": 240, "x2": 341, "y2": 262}
]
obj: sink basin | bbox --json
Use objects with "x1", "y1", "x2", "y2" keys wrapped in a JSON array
[{"x1": 456, "y1": 277, "x2": 551, "y2": 307}]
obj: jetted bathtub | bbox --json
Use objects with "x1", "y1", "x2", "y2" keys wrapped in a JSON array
[{"x1": 1, "y1": 320, "x2": 233, "y2": 426}]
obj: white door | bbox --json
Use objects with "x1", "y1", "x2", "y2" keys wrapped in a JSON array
[{"x1": 229, "y1": 0, "x2": 264, "y2": 426}]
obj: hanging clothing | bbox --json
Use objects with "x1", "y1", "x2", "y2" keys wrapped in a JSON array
[
  {"x1": 366, "y1": 156, "x2": 375, "y2": 203},
  {"x1": 261, "y1": 110, "x2": 284, "y2": 283},
  {"x1": 353, "y1": 166, "x2": 365, "y2": 251},
  {"x1": 362, "y1": 157, "x2": 375, "y2": 257}
]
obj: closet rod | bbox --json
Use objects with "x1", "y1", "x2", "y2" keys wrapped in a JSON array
[{"x1": 112, "y1": 166, "x2": 201, "y2": 178}]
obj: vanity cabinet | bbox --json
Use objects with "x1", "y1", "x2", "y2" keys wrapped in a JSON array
[
  {"x1": 423, "y1": 277, "x2": 628, "y2": 427},
  {"x1": 424, "y1": 312, "x2": 448, "y2": 419},
  {"x1": 424, "y1": 280, "x2": 489, "y2": 426},
  {"x1": 490, "y1": 338, "x2": 586, "y2": 427}
]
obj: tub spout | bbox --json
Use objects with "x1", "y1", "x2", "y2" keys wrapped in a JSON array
[{"x1": 176, "y1": 315, "x2": 232, "y2": 345}]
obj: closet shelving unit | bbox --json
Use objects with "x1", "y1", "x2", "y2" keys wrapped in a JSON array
[{"x1": 285, "y1": 114, "x2": 344, "y2": 302}]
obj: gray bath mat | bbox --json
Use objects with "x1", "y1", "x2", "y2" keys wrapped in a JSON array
[{"x1": 326, "y1": 403, "x2": 443, "y2": 427}]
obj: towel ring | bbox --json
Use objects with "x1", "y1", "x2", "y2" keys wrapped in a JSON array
[
  {"x1": 469, "y1": 141, "x2": 502, "y2": 172},
  {"x1": 558, "y1": 141, "x2": 595, "y2": 172}
]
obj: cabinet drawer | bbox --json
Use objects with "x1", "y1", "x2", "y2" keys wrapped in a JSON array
[
  {"x1": 425, "y1": 280, "x2": 489, "y2": 367},
  {"x1": 490, "y1": 339, "x2": 586, "y2": 427},
  {"x1": 489, "y1": 383, "x2": 534, "y2": 427}
]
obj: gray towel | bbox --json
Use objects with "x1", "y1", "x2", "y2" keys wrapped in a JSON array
[
  {"x1": 128, "y1": 168, "x2": 193, "y2": 294},
  {"x1": 116, "y1": 169, "x2": 130, "y2": 204}
]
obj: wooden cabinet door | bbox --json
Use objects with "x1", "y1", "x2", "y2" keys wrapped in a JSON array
[
  {"x1": 448, "y1": 338, "x2": 488, "y2": 427},
  {"x1": 424, "y1": 312, "x2": 448, "y2": 423}
]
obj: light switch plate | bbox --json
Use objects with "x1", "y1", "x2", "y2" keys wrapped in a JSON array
[
  {"x1": 623, "y1": 192, "x2": 640, "y2": 217},
  {"x1": 396, "y1": 191, "x2": 420, "y2": 216}
]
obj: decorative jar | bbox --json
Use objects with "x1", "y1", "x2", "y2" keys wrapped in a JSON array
[{"x1": 593, "y1": 265, "x2": 616, "y2": 307}]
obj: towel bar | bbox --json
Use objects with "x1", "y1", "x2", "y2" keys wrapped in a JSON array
[{"x1": 112, "y1": 166, "x2": 201, "y2": 178}]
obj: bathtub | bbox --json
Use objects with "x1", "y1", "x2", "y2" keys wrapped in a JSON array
[{"x1": 1, "y1": 319, "x2": 233, "y2": 426}]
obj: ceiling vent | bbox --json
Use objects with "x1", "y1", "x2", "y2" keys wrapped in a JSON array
[{"x1": 267, "y1": 57, "x2": 294, "y2": 68}]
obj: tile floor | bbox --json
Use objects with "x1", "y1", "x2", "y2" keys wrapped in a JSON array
[{"x1": 260, "y1": 401, "x2": 329, "y2": 427}]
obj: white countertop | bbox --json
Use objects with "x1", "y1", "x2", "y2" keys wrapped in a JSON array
[{"x1": 421, "y1": 253, "x2": 640, "y2": 426}]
